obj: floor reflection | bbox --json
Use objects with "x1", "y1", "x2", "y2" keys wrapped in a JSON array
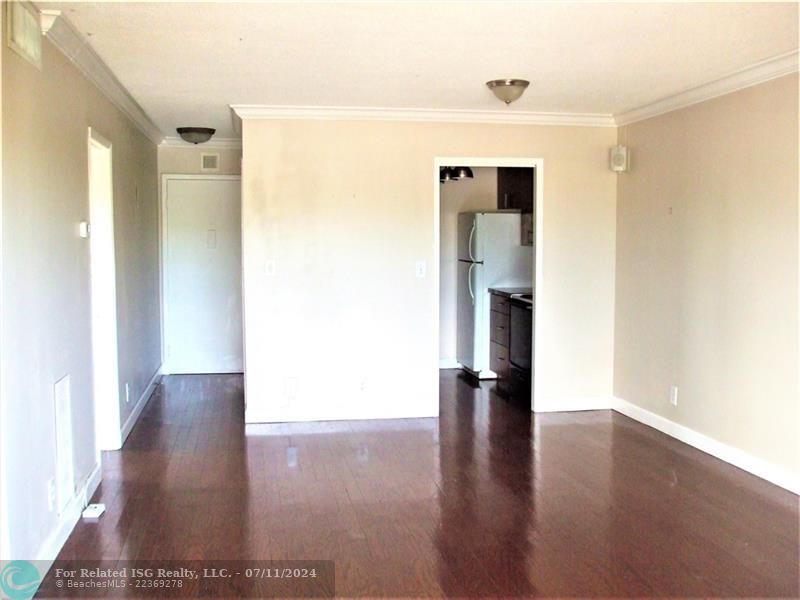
[
  {"x1": 49, "y1": 371, "x2": 800, "y2": 599},
  {"x1": 436, "y1": 372, "x2": 536, "y2": 596}
]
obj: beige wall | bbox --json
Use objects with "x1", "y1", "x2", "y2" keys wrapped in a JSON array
[
  {"x1": 615, "y1": 74, "x2": 799, "y2": 476},
  {"x1": 241, "y1": 119, "x2": 617, "y2": 422},
  {"x1": 2, "y1": 38, "x2": 160, "y2": 558},
  {"x1": 158, "y1": 145, "x2": 241, "y2": 177},
  {"x1": 439, "y1": 167, "x2": 498, "y2": 364}
]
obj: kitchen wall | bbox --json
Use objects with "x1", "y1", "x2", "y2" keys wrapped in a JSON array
[
  {"x1": 241, "y1": 119, "x2": 617, "y2": 422},
  {"x1": 158, "y1": 145, "x2": 241, "y2": 177},
  {"x1": 439, "y1": 167, "x2": 497, "y2": 366},
  {"x1": 614, "y1": 74, "x2": 799, "y2": 478},
  {"x1": 1, "y1": 35, "x2": 160, "y2": 559}
]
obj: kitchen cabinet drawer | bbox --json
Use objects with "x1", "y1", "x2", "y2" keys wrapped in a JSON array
[
  {"x1": 490, "y1": 293, "x2": 511, "y2": 316},
  {"x1": 490, "y1": 311, "x2": 509, "y2": 346},
  {"x1": 490, "y1": 342, "x2": 510, "y2": 379}
]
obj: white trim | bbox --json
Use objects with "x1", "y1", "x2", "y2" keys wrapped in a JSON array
[
  {"x1": 119, "y1": 367, "x2": 161, "y2": 444},
  {"x1": 438, "y1": 359, "x2": 462, "y2": 370},
  {"x1": 161, "y1": 136, "x2": 242, "y2": 150},
  {"x1": 35, "y1": 461, "x2": 101, "y2": 563},
  {"x1": 615, "y1": 50, "x2": 799, "y2": 126},
  {"x1": 159, "y1": 174, "x2": 243, "y2": 375},
  {"x1": 88, "y1": 127, "x2": 123, "y2": 452},
  {"x1": 534, "y1": 396, "x2": 614, "y2": 413},
  {"x1": 39, "y1": 10, "x2": 163, "y2": 145},
  {"x1": 433, "y1": 157, "x2": 544, "y2": 414},
  {"x1": 89, "y1": 127, "x2": 112, "y2": 150},
  {"x1": 231, "y1": 105, "x2": 616, "y2": 128},
  {"x1": 31, "y1": 461, "x2": 101, "y2": 595},
  {"x1": 613, "y1": 398, "x2": 800, "y2": 495}
]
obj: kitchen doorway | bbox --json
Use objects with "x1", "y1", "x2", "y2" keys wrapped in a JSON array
[
  {"x1": 161, "y1": 175, "x2": 243, "y2": 374},
  {"x1": 434, "y1": 158, "x2": 543, "y2": 410}
]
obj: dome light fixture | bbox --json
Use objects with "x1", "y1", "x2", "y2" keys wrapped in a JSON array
[
  {"x1": 440, "y1": 167, "x2": 456, "y2": 183},
  {"x1": 486, "y1": 79, "x2": 530, "y2": 105},
  {"x1": 176, "y1": 127, "x2": 216, "y2": 144},
  {"x1": 452, "y1": 166, "x2": 474, "y2": 180},
  {"x1": 440, "y1": 166, "x2": 474, "y2": 183}
]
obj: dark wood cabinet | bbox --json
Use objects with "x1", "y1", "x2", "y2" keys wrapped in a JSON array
[
  {"x1": 489, "y1": 293, "x2": 512, "y2": 388},
  {"x1": 497, "y1": 167, "x2": 534, "y2": 245},
  {"x1": 497, "y1": 167, "x2": 534, "y2": 213}
]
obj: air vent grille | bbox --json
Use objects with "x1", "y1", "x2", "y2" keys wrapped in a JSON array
[{"x1": 201, "y1": 153, "x2": 220, "y2": 172}]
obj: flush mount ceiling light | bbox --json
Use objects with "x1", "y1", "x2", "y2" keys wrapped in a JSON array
[
  {"x1": 486, "y1": 79, "x2": 530, "y2": 105},
  {"x1": 176, "y1": 127, "x2": 216, "y2": 144}
]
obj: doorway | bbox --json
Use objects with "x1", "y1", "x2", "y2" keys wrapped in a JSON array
[
  {"x1": 88, "y1": 128, "x2": 122, "y2": 451},
  {"x1": 434, "y1": 158, "x2": 543, "y2": 411},
  {"x1": 161, "y1": 175, "x2": 243, "y2": 374}
]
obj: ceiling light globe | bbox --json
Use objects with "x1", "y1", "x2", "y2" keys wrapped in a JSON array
[
  {"x1": 176, "y1": 127, "x2": 216, "y2": 144},
  {"x1": 486, "y1": 79, "x2": 530, "y2": 105}
]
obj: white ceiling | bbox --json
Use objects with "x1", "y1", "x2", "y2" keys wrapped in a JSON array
[{"x1": 40, "y1": 1, "x2": 798, "y2": 138}]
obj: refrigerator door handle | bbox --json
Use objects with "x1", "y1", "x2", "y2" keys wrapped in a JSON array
[
  {"x1": 468, "y1": 220, "x2": 477, "y2": 261},
  {"x1": 468, "y1": 263, "x2": 475, "y2": 305}
]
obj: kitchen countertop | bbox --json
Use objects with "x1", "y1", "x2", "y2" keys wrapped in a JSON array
[{"x1": 488, "y1": 287, "x2": 532, "y2": 298}]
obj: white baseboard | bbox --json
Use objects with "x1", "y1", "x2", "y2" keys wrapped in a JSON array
[
  {"x1": 533, "y1": 396, "x2": 614, "y2": 413},
  {"x1": 35, "y1": 462, "x2": 102, "y2": 564},
  {"x1": 613, "y1": 398, "x2": 800, "y2": 495},
  {"x1": 439, "y1": 358, "x2": 462, "y2": 370},
  {"x1": 120, "y1": 366, "x2": 161, "y2": 445}
]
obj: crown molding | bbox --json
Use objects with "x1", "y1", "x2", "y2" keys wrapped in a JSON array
[
  {"x1": 615, "y1": 50, "x2": 799, "y2": 126},
  {"x1": 230, "y1": 105, "x2": 616, "y2": 127},
  {"x1": 160, "y1": 136, "x2": 242, "y2": 150},
  {"x1": 39, "y1": 10, "x2": 164, "y2": 145}
]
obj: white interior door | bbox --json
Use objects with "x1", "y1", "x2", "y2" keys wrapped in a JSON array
[{"x1": 164, "y1": 177, "x2": 243, "y2": 374}]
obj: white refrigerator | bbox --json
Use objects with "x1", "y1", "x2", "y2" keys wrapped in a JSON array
[{"x1": 456, "y1": 211, "x2": 532, "y2": 378}]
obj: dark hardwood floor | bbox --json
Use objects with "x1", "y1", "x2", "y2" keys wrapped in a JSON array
[{"x1": 47, "y1": 371, "x2": 798, "y2": 598}]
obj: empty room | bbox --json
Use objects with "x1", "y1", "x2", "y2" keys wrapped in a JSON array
[{"x1": 0, "y1": 1, "x2": 798, "y2": 598}]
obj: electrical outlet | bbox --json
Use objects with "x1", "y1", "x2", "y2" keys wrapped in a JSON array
[
  {"x1": 415, "y1": 260, "x2": 427, "y2": 278},
  {"x1": 286, "y1": 446, "x2": 298, "y2": 468},
  {"x1": 47, "y1": 478, "x2": 57, "y2": 512},
  {"x1": 670, "y1": 385, "x2": 679, "y2": 407}
]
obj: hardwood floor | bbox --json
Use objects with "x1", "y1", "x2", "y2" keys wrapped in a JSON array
[{"x1": 47, "y1": 371, "x2": 798, "y2": 598}]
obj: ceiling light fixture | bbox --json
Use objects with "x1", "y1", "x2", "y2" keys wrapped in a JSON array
[
  {"x1": 440, "y1": 167, "x2": 456, "y2": 183},
  {"x1": 452, "y1": 166, "x2": 474, "y2": 180},
  {"x1": 440, "y1": 166, "x2": 474, "y2": 183},
  {"x1": 176, "y1": 127, "x2": 216, "y2": 144},
  {"x1": 486, "y1": 79, "x2": 530, "y2": 105}
]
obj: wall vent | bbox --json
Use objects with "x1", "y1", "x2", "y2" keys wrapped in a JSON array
[
  {"x1": 7, "y1": 1, "x2": 42, "y2": 69},
  {"x1": 201, "y1": 153, "x2": 220, "y2": 172},
  {"x1": 54, "y1": 374, "x2": 75, "y2": 514}
]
